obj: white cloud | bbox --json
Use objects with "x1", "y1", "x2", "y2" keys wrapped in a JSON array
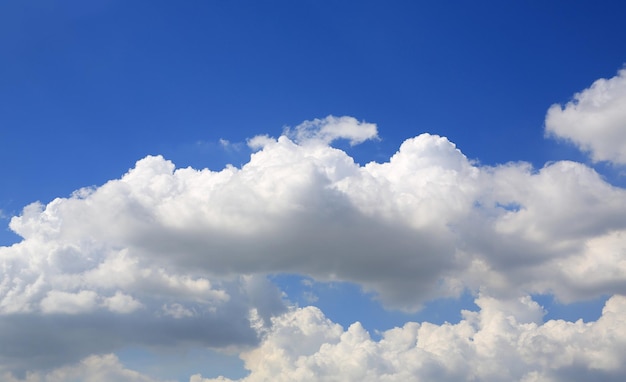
[
  {"x1": 246, "y1": 135, "x2": 274, "y2": 150},
  {"x1": 2, "y1": 113, "x2": 626, "y2": 375},
  {"x1": 195, "y1": 294, "x2": 626, "y2": 382},
  {"x1": 4, "y1": 117, "x2": 626, "y2": 311},
  {"x1": 161, "y1": 303, "x2": 195, "y2": 319},
  {"x1": 284, "y1": 115, "x2": 379, "y2": 145},
  {"x1": 545, "y1": 68, "x2": 626, "y2": 165},
  {"x1": 1, "y1": 353, "x2": 173, "y2": 382},
  {"x1": 457, "y1": 159, "x2": 626, "y2": 302},
  {"x1": 102, "y1": 292, "x2": 143, "y2": 314},
  {"x1": 40, "y1": 290, "x2": 98, "y2": 314},
  {"x1": 219, "y1": 138, "x2": 244, "y2": 152}
]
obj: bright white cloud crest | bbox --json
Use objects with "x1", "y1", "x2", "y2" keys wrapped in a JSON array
[
  {"x1": 546, "y1": 68, "x2": 626, "y2": 165},
  {"x1": 2, "y1": 102, "x2": 626, "y2": 380}
]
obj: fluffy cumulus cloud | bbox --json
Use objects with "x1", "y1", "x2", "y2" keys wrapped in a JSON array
[
  {"x1": 545, "y1": 68, "x2": 626, "y2": 164},
  {"x1": 194, "y1": 295, "x2": 626, "y2": 382},
  {"x1": 1, "y1": 94, "x2": 626, "y2": 380}
]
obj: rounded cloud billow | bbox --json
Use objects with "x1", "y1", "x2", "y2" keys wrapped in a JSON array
[
  {"x1": 2, "y1": 107, "x2": 626, "y2": 379},
  {"x1": 545, "y1": 68, "x2": 626, "y2": 165}
]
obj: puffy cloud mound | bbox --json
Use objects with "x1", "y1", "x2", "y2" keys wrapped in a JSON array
[
  {"x1": 195, "y1": 294, "x2": 626, "y2": 382},
  {"x1": 545, "y1": 68, "x2": 626, "y2": 164}
]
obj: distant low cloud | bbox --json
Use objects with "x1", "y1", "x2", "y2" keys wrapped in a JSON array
[
  {"x1": 195, "y1": 295, "x2": 626, "y2": 382},
  {"x1": 8, "y1": 295, "x2": 626, "y2": 381},
  {"x1": 2, "y1": 353, "x2": 173, "y2": 382},
  {"x1": 545, "y1": 68, "x2": 626, "y2": 165}
]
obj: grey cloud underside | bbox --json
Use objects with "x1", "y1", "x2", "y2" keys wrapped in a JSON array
[
  {"x1": 0, "y1": 276, "x2": 283, "y2": 376},
  {"x1": 134, "y1": 205, "x2": 455, "y2": 305},
  {"x1": 0, "y1": 311, "x2": 255, "y2": 374}
]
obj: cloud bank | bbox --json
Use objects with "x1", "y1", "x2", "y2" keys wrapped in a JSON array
[
  {"x1": 9, "y1": 295, "x2": 626, "y2": 382},
  {"x1": 2, "y1": 67, "x2": 626, "y2": 380}
]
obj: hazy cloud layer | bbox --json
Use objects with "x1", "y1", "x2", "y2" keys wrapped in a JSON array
[
  {"x1": 2, "y1": 354, "x2": 173, "y2": 382},
  {"x1": 545, "y1": 68, "x2": 626, "y2": 165}
]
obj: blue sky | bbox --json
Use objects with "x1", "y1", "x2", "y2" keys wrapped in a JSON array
[{"x1": 2, "y1": 1, "x2": 626, "y2": 381}]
